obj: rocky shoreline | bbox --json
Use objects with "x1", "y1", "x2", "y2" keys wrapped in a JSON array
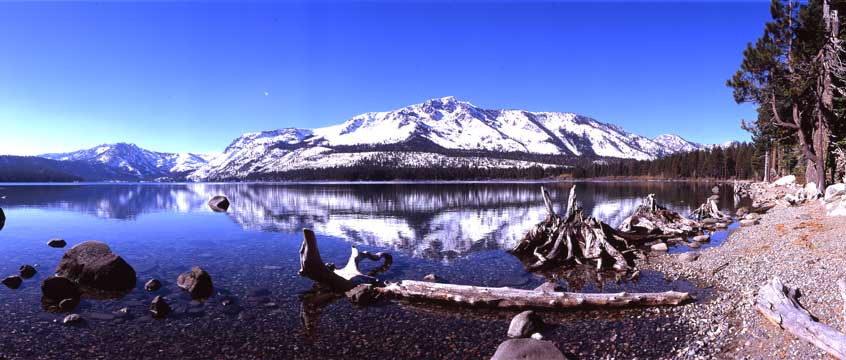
[{"x1": 641, "y1": 182, "x2": 846, "y2": 359}]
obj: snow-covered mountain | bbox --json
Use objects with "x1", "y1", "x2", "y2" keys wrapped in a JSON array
[
  {"x1": 190, "y1": 96, "x2": 702, "y2": 180},
  {"x1": 40, "y1": 143, "x2": 215, "y2": 180},
  {"x1": 652, "y1": 134, "x2": 706, "y2": 153}
]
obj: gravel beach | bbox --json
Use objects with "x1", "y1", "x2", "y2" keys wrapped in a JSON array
[{"x1": 642, "y1": 184, "x2": 846, "y2": 359}]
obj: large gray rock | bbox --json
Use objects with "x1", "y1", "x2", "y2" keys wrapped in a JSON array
[
  {"x1": 177, "y1": 266, "x2": 214, "y2": 299},
  {"x1": 773, "y1": 175, "x2": 796, "y2": 186},
  {"x1": 491, "y1": 339, "x2": 566, "y2": 360},
  {"x1": 208, "y1": 196, "x2": 230, "y2": 212},
  {"x1": 508, "y1": 310, "x2": 544, "y2": 338},
  {"x1": 56, "y1": 241, "x2": 136, "y2": 292},
  {"x1": 805, "y1": 182, "x2": 820, "y2": 199},
  {"x1": 825, "y1": 184, "x2": 846, "y2": 203}
]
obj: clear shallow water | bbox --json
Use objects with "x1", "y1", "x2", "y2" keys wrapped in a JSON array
[{"x1": 0, "y1": 182, "x2": 739, "y2": 359}]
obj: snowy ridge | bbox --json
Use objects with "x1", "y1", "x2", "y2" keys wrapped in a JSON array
[
  {"x1": 191, "y1": 96, "x2": 706, "y2": 180},
  {"x1": 40, "y1": 143, "x2": 215, "y2": 179}
]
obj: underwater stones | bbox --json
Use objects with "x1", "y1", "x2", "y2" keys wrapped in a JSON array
[
  {"x1": 144, "y1": 279, "x2": 161, "y2": 292},
  {"x1": 47, "y1": 238, "x2": 67, "y2": 248},
  {"x1": 177, "y1": 266, "x2": 213, "y2": 299},
  {"x1": 19, "y1": 265, "x2": 36, "y2": 279},
  {"x1": 507, "y1": 310, "x2": 544, "y2": 338},
  {"x1": 62, "y1": 313, "x2": 82, "y2": 325},
  {"x1": 41, "y1": 276, "x2": 81, "y2": 312},
  {"x1": 208, "y1": 196, "x2": 230, "y2": 212},
  {"x1": 56, "y1": 241, "x2": 136, "y2": 292},
  {"x1": 150, "y1": 296, "x2": 171, "y2": 318},
  {"x1": 2, "y1": 275, "x2": 22, "y2": 289}
]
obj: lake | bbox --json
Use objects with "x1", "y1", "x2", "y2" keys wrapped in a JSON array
[{"x1": 0, "y1": 181, "x2": 741, "y2": 359}]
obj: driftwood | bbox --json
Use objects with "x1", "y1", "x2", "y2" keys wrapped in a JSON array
[
  {"x1": 691, "y1": 198, "x2": 731, "y2": 222},
  {"x1": 755, "y1": 278, "x2": 846, "y2": 359},
  {"x1": 510, "y1": 186, "x2": 644, "y2": 272},
  {"x1": 619, "y1": 194, "x2": 701, "y2": 237},
  {"x1": 733, "y1": 181, "x2": 752, "y2": 198},
  {"x1": 299, "y1": 229, "x2": 392, "y2": 292},
  {"x1": 297, "y1": 229, "x2": 691, "y2": 310}
]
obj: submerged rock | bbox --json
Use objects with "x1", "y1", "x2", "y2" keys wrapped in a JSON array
[
  {"x1": 144, "y1": 279, "x2": 161, "y2": 292},
  {"x1": 150, "y1": 296, "x2": 171, "y2": 318},
  {"x1": 508, "y1": 310, "x2": 544, "y2": 338},
  {"x1": 2, "y1": 275, "x2": 22, "y2": 289},
  {"x1": 47, "y1": 238, "x2": 67, "y2": 248},
  {"x1": 491, "y1": 339, "x2": 566, "y2": 360},
  {"x1": 56, "y1": 241, "x2": 136, "y2": 292},
  {"x1": 208, "y1": 196, "x2": 230, "y2": 212},
  {"x1": 62, "y1": 313, "x2": 83, "y2": 325},
  {"x1": 41, "y1": 276, "x2": 81, "y2": 312},
  {"x1": 177, "y1": 266, "x2": 213, "y2": 299},
  {"x1": 19, "y1": 265, "x2": 37, "y2": 279}
]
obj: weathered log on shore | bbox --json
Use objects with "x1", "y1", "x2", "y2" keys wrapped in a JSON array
[
  {"x1": 755, "y1": 278, "x2": 846, "y2": 359},
  {"x1": 619, "y1": 194, "x2": 701, "y2": 237},
  {"x1": 510, "y1": 186, "x2": 647, "y2": 272},
  {"x1": 376, "y1": 281, "x2": 690, "y2": 309},
  {"x1": 297, "y1": 229, "x2": 691, "y2": 310}
]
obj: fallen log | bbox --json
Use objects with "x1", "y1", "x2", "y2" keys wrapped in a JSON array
[
  {"x1": 619, "y1": 194, "x2": 701, "y2": 238},
  {"x1": 297, "y1": 229, "x2": 691, "y2": 310},
  {"x1": 377, "y1": 280, "x2": 690, "y2": 309},
  {"x1": 755, "y1": 278, "x2": 846, "y2": 359}
]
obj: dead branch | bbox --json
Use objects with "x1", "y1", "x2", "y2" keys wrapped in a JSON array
[{"x1": 755, "y1": 278, "x2": 846, "y2": 359}]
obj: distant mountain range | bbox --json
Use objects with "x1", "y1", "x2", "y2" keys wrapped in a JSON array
[{"x1": 2, "y1": 97, "x2": 734, "y2": 182}]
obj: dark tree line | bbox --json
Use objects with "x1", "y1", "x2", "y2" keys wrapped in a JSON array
[{"x1": 572, "y1": 143, "x2": 761, "y2": 180}]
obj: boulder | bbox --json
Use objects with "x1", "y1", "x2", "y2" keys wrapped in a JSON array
[
  {"x1": 744, "y1": 213, "x2": 760, "y2": 221},
  {"x1": 491, "y1": 339, "x2": 566, "y2": 360},
  {"x1": 150, "y1": 296, "x2": 171, "y2": 318},
  {"x1": 678, "y1": 252, "x2": 699, "y2": 262},
  {"x1": 508, "y1": 310, "x2": 544, "y2": 338},
  {"x1": 687, "y1": 241, "x2": 701, "y2": 249},
  {"x1": 208, "y1": 196, "x2": 230, "y2": 212},
  {"x1": 825, "y1": 184, "x2": 846, "y2": 203},
  {"x1": 41, "y1": 276, "x2": 81, "y2": 312},
  {"x1": 736, "y1": 207, "x2": 749, "y2": 217},
  {"x1": 144, "y1": 279, "x2": 161, "y2": 292},
  {"x1": 693, "y1": 234, "x2": 710, "y2": 242},
  {"x1": 47, "y1": 238, "x2": 67, "y2": 248},
  {"x1": 715, "y1": 222, "x2": 728, "y2": 229},
  {"x1": 773, "y1": 175, "x2": 796, "y2": 186},
  {"x1": 2, "y1": 275, "x2": 22, "y2": 289},
  {"x1": 177, "y1": 266, "x2": 214, "y2": 299},
  {"x1": 804, "y1": 182, "x2": 820, "y2": 199},
  {"x1": 19, "y1": 265, "x2": 36, "y2": 279},
  {"x1": 740, "y1": 219, "x2": 758, "y2": 227},
  {"x1": 827, "y1": 199, "x2": 846, "y2": 217},
  {"x1": 56, "y1": 241, "x2": 136, "y2": 292},
  {"x1": 650, "y1": 243, "x2": 668, "y2": 252}
]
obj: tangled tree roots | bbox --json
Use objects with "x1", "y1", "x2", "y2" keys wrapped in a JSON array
[
  {"x1": 691, "y1": 198, "x2": 731, "y2": 222},
  {"x1": 619, "y1": 194, "x2": 701, "y2": 238},
  {"x1": 510, "y1": 186, "x2": 645, "y2": 272}
]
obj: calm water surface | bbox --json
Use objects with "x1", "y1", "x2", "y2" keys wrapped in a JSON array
[{"x1": 0, "y1": 182, "x2": 740, "y2": 359}]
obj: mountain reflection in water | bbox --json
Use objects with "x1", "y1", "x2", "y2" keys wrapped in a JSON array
[{"x1": 0, "y1": 182, "x2": 735, "y2": 259}]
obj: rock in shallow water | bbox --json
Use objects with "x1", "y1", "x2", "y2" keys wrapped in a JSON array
[
  {"x1": 19, "y1": 265, "x2": 37, "y2": 279},
  {"x1": 63, "y1": 314, "x2": 82, "y2": 325},
  {"x1": 41, "y1": 276, "x2": 79, "y2": 300},
  {"x1": 177, "y1": 266, "x2": 213, "y2": 299},
  {"x1": 693, "y1": 234, "x2": 710, "y2": 242},
  {"x1": 208, "y1": 196, "x2": 230, "y2": 212},
  {"x1": 508, "y1": 310, "x2": 544, "y2": 338},
  {"x1": 150, "y1": 296, "x2": 171, "y2": 318},
  {"x1": 491, "y1": 339, "x2": 566, "y2": 360},
  {"x1": 47, "y1": 238, "x2": 67, "y2": 248},
  {"x1": 144, "y1": 279, "x2": 161, "y2": 292},
  {"x1": 56, "y1": 241, "x2": 136, "y2": 292},
  {"x1": 2, "y1": 275, "x2": 22, "y2": 289},
  {"x1": 651, "y1": 243, "x2": 668, "y2": 252}
]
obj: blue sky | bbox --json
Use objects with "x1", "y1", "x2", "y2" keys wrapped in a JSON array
[{"x1": 0, "y1": 1, "x2": 768, "y2": 155}]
